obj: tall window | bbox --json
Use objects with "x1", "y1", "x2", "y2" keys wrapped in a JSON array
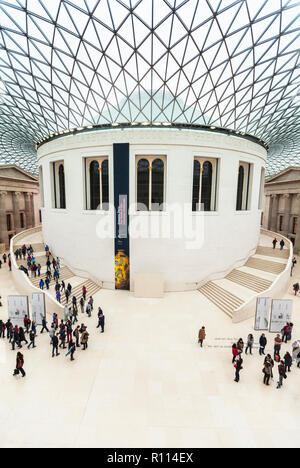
[
  {"x1": 236, "y1": 162, "x2": 252, "y2": 211},
  {"x1": 20, "y1": 213, "x2": 25, "y2": 229},
  {"x1": 85, "y1": 157, "x2": 109, "y2": 211},
  {"x1": 192, "y1": 158, "x2": 218, "y2": 212},
  {"x1": 293, "y1": 217, "x2": 297, "y2": 235},
  {"x1": 6, "y1": 214, "x2": 11, "y2": 232},
  {"x1": 39, "y1": 166, "x2": 45, "y2": 208},
  {"x1": 279, "y1": 216, "x2": 283, "y2": 231},
  {"x1": 52, "y1": 161, "x2": 66, "y2": 209},
  {"x1": 136, "y1": 156, "x2": 165, "y2": 211},
  {"x1": 258, "y1": 167, "x2": 265, "y2": 209}
]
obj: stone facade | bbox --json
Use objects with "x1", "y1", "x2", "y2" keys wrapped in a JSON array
[
  {"x1": 0, "y1": 165, "x2": 40, "y2": 247},
  {"x1": 263, "y1": 167, "x2": 300, "y2": 252}
]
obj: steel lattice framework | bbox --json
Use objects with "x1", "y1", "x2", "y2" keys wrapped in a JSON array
[{"x1": 0, "y1": 0, "x2": 299, "y2": 175}]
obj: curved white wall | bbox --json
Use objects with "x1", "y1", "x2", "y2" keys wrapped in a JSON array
[{"x1": 37, "y1": 128, "x2": 267, "y2": 292}]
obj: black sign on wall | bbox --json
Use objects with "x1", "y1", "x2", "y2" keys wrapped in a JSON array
[{"x1": 113, "y1": 143, "x2": 130, "y2": 290}]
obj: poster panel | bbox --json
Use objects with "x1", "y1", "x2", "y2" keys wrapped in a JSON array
[
  {"x1": 7, "y1": 296, "x2": 29, "y2": 328},
  {"x1": 269, "y1": 299, "x2": 293, "y2": 333},
  {"x1": 31, "y1": 293, "x2": 46, "y2": 326},
  {"x1": 254, "y1": 297, "x2": 271, "y2": 331}
]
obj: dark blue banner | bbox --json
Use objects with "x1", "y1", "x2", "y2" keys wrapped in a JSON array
[{"x1": 114, "y1": 143, "x2": 130, "y2": 290}]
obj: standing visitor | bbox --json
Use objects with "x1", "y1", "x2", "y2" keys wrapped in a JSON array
[
  {"x1": 81, "y1": 328, "x2": 89, "y2": 350},
  {"x1": 277, "y1": 361, "x2": 287, "y2": 389},
  {"x1": 245, "y1": 334, "x2": 254, "y2": 355},
  {"x1": 293, "y1": 283, "x2": 299, "y2": 295},
  {"x1": 274, "y1": 334, "x2": 282, "y2": 360},
  {"x1": 237, "y1": 338, "x2": 244, "y2": 356},
  {"x1": 68, "y1": 339, "x2": 76, "y2": 361},
  {"x1": 234, "y1": 357, "x2": 243, "y2": 383},
  {"x1": 52, "y1": 334, "x2": 60, "y2": 357},
  {"x1": 232, "y1": 344, "x2": 239, "y2": 364},
  {"x1": 263, "y1": 361, "x2": 272, "y2": 386},
  {"x1": 259, "y1": 334, "x2": 267, "y2": 356},
  {"x1": 284, "y1": 352, "x2": 293, "y2": 373}
]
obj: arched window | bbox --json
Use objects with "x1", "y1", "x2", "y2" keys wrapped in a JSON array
[
  {"x1": 201, "y1": 161, "x2": 213, "y2": 212},
  {"x1": 152, "y1": 159, "x2": 164, "y2": 211},
  {"x1": 236, "y1": 166, "x2": 244, "y2": 211},
  {"x1": 192, "y1": 160, "x2": 201, "y2": 212},
  {"x1": 192, "y1": 158, "x2": 218, "y2": 212},
  {"x1": 85, "y1": 157, "x2": 109, "y2": 210},
  {"x1": 102, "y1": 159, "x2": 109, "y2": 210},
  {"x1": 136, "y1": 156, "x2": 166, "y2": 212},
  {"x1": 137, "y1": 159, "x2": 150, "y2": 211},
  {"x1": 258, "y1": 167, "x2": 265, "y2": 210},
  {"x1": 90, "y1": 161, "x2": 100, "y2": 210},
  {"x1": 58, "y1": 164, "x2": 66, "y2": 209}
]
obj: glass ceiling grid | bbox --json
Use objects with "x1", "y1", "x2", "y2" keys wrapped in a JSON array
[{"x1": 0, "y1": 0, "x2": 299, "y2": 175}]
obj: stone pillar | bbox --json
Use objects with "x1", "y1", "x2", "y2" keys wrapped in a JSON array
[
  {"x1": 0, "y1": 191, "x2": 8, "y2": 246},
  {"x1": 293, "y1": 195, "x2": 300, "y2": 254},
  {"x1": 282, "y1": 194, "x2": 292, "y2": 234},
  {"x1": 30, "y1": 193, "x2": 35, "y2": 227},
  {"x1": 270, "y1": 194, "x2": 279, "y2": 232},
  {"x1": 25, "y1": 192, "x2": 32, "y2": 229},
  {"x1": 264, "y1": 194, "x2": 272, "y2": 230},
  {"x1": 12, "y1": 191, "x2": 22, "y2": 233}
]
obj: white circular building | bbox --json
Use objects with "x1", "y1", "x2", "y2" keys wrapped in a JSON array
[{"x1": 38, "y1": 125, "x2": 267, "y2": 292}]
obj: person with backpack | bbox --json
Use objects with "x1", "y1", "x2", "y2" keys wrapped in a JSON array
[
  {"x1": 277, "y1": 361, "x2": 287, "y2": 389},
  {"x1": 13, "y1": 352, "x2": 25, "y2": 378}
]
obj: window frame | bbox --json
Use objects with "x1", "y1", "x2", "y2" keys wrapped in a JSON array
[
  {"x1": 136, "y1": 155, "x2": 166, "y2": 212},
  {"x1": 50, "y1": 160, "x2": 66, "y2": 210},
  {"x1": 192, "y1": 157, "x2": 218, "y2": 212},
  {"x1": 84, "y1": 156, "x2": 110, "y2": 211},
  {"x1": 236, "y1": 162, "x2": 253, "y2": 212}
]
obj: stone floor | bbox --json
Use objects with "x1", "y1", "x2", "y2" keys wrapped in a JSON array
[{"x1": 0, "y1": 247, "x2": 300, "y2": 448}]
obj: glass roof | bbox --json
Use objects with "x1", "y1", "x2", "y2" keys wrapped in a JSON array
[{"x1": 0, "y1": 0, "x2": 299, "y2": 175}]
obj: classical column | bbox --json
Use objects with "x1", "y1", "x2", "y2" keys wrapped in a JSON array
[
  {"x1": 30, "y1": 193, "x2": 35, "y2": 227},
  {"x1": 264, "y1": 194, "x2": 272, "y2": 230},
  {"x1": 282, "y1": 194, "x2": 292, "y2": 234},
  {"x1": 293, "y1": 195, "x2": 300, "y2": 254},
  {"x1": 270, "y1": 194, "x2": 279, "y2": 232},
  {"x1": 25, "y1": 192, "x2": 33, "y2": 229},
  {"x1": 12, "y1": 191, "x2": 22, "y2": 232},
  {"x1": 0, "y1": 191, "x2": 8, "y2": 246}
]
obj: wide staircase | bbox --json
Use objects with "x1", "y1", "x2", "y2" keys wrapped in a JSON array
[
  {"x1": 198, "y1": 238, "x2": 290, "y2": 319},
  {"x1": 16, "y1": 240, "x2": 102, "y2": 306}
]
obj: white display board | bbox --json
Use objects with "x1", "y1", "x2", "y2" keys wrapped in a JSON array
[
  {"x1": 254, "y1": 297, "x2": 271, "y2": 331},
  {"x1": 7, "y1": 296, "x2": 29, "y2": 328},
  {"x1": 31, "y1": 293, "x2": 46, "y2": 326},
  {"x1": 269, "y1": 299, "x2": 293, "y2": 333}
]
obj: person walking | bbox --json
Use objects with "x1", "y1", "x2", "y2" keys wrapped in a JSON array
[
  {"x1": 68, "y1": 339, "x2": 76, "y2": 361},
  {"x1": 259, "y1": 334, "x2": 267, "y2": 356},
  {"x1": 280, "y1": 239, "x2": 285, "y2": 251},
  {"x1": 27, "y1": 330, "x2": 36, "y2": 349},
  {"x1": 73, "y1": 326, "x2": 80, "y2": 348},
  {"x1": 80, "y1": 297, "x2": 85, "y2": 314},
  {"x1": 198, "y1": 326, "x2": 206, "y2": 348},
  {"x1": 39, "y1": 279, "x2": 45, "y2": 290},
  {"x1": 263, "y1": 361, "x2": 272, "y2": 386},
  {"x1": 40, "y1": 317, "x2": 49, "y2": 334},
  {"x1": 234, "y1": 357, "x2": 243, "y2": 383},
  {"x1": 13, "y1": 352, "x2": 26, "y2": 378},
  {"x1": 282, "y1": 323, "x2": 292, "y2": 344},
  {"x1": 245, "y1": 334, "x2": 254, "y2": 355},
  {"x1": 66, "y1": 321, "x2": 73, "y2": 344},
  {"x1": 284, "y1": 352, "x2": 293, "y2": 373},
  {"x1": 19, "y1": 327, "x2": 28, "y2": 346},
  {"x1": 272, "y1": 238, "x2": 278, "y2": 249},
  {"x1": 293, "y1": 282, "x2": 299, "y2": 296},
  {"x1": 277, "y1": 361, "x2": 287, "y2": 389},
  {"x1": 49, "y1": 324, "x2": 55, "y2": 345}
]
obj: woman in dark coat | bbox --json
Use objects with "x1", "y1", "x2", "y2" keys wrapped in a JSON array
[{"x1": 13, "y1": 352, "x2": 26, "y2": 378}]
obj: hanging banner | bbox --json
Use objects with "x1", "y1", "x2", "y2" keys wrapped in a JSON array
[
  {"x1": 31, "y1": 293, "x2": 46, "y2": 326},
  {"x1": 114, "y1": 143, "x2": 130, "y2": 290},
  {"x1": 7, "y1": 296, "x2": 29, "y2": 328},
  {"x1": 269, "y1": 299, "x2": 293, "y2": 333},
  {"x1": 254, "y1": 297, "x2": 271, "y2": 331}
]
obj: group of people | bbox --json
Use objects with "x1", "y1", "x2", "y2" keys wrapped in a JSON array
[
  {"x1": 272, "y1": 238, "x2": 286, "y2": 250},
  {"x1": 231, "y1": 322, "x2": 297, "y2": 389}
]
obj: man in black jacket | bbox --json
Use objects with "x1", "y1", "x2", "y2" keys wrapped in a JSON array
[
  {"x1": 52, "y1": 334, "x2": 60, "y2": 358},
  {"x1": 277, "y1": 361, "x2": 287, "y2": 389},
  {"x1": 97, "y1": 308, "x2": 105, "y2": 333},
  {"x1": 259, "y1": 334, "x2": 267, "y2": 356}
]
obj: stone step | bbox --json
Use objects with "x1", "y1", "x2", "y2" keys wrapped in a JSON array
[
  {"x1": 60, "y1": 280, "x2": 101, "y2": 306},
  {"x1": 256, "y1": 245, "x2": 290, "y2": 259},
  {"x1": 245, "y1": 257, "x2": 286, "y2": 274},
  {"x1": 198, "y1": 282, "x2": 244, "y2": 318},
  {"x1": 31, "y1": 267, "x2": 74, "y2": 285},
  {"x1": 226, "y1": 269, "x2": 273, "y2": 293}
]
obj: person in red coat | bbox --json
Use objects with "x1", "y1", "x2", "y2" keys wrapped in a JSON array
[{"x1": 232, "y1": 344, "x2": 239, "y2": 364}]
